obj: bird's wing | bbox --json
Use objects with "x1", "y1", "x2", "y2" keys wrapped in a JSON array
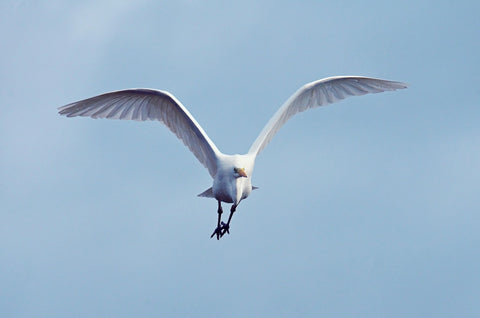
[
  {"x1": 248, "y1": 76, "x2": 408, "y2": 156},
  {"x1": 58, "y1": 89, "x2": 220, "y2": 178}
]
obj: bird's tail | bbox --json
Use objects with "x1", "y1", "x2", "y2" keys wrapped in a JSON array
[
  {"x1": 198, "y1": 187, "x2": 214, "y2": 198},
  {"x1": 197, "y1": 186, "x2": 259, "y2": 198}
]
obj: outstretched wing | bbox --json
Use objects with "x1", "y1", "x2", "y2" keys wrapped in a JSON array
[
  {"x1": 58, "y1": 89, "x2": 220, "y2": 177},
  {"x1": 248, "y1": 76, "x2": 408, "y2": 156}
]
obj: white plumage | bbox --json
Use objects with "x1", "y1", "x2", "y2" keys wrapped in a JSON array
[{"x1": 59, "y1": 76, "x2": 407, "y2": 239}]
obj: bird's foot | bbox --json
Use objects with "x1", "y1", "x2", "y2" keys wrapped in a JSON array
[
  {"x1": 210, "y1": 225, "x2": 223, "y2": 240},
  {"x1": 210, "y1": 222, "x2": 230, "y2": 240},
  {"x1": 220, "y1": 222, "x2": 230, "y2": 236}
]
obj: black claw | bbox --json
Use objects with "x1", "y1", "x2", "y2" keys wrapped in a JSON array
[
  {"x1": 211, "y1": 222, "x2": 231, "y2": 239},
  {"x1": 210, "y1": 227, "x2": 222, "y2": 239},
  {"x1": 220, "y1": 222, "x2": 230, "y2": 237}
]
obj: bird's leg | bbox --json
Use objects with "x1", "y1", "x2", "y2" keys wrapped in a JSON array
[
  {"x1": 210, "y1": 201, "x2": 223, "y2": 240},
  {"x1": 220, "y1": 204, "x2": 237, "y2": 237}
]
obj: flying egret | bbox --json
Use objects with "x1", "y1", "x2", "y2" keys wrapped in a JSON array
[{"x1": 58, "y1": 76, "x2": 407, "y2": 239}]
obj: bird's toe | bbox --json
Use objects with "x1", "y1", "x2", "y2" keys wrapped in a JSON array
[
  {"x1": 220, "y1": 222, "x2": 230, "y2": 237},
  {"x1": 210, "y1": 226, "x2": 222, "y2": 240}
]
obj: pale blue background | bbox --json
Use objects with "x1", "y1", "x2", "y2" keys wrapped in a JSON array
[{"x1": 1, "y1": 1, "x2": 479, "y2": 317}]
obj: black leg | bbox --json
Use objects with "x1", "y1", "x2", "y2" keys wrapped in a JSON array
[
  {"x1": 210, "y1": 201, "x2": 223, "y2": 239},
  {"x1": 216, "y1": 200, "x2": 223, "y2": 228},
  {"x1": 221, "y1": 204, "x2": 237, "y2": 236}
]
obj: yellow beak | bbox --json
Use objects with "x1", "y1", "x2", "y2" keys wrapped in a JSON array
[{"x1": 235, "y1": 167, "x2": 248, "y2": 178}]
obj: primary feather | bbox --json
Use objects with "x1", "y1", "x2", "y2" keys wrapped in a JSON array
[
  {"x1": 58, "y1": 89, "x2": 220, "y2": 178},
  {"x1": 248, "y1": 76, "x2": 408, "y2": 156}
]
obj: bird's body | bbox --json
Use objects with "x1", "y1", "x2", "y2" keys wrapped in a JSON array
[
  {"x1": 59, "y1": 76, "x2": 407, "y2": 239},
  {"x1": 211, "y1": 154, "x2": 255, "y2": 204}
]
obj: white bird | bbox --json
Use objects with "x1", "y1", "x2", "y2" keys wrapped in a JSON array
[{"x1": 58, "y1": 76, "x2": 407, "y2": 239}]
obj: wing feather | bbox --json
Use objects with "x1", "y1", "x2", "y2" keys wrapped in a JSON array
[
  {"x1": 248, "y1": 76, "x2": 408, "y2": 156},
  {"x1": 58, "y1": 89, "x2": 220, "y2": 177}
]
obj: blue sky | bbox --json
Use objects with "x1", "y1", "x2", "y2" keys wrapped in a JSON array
[{"x1": 1, "y1": 1, "x2": 479, "y2": 317}]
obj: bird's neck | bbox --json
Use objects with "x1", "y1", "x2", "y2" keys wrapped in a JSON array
[{"x1": 234, "y1": 177, "x2": 246, "y2": 204}]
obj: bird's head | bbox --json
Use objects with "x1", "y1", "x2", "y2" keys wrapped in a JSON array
[{"x1": 233, "y1": 167, "x2": 248, "y2": 178}]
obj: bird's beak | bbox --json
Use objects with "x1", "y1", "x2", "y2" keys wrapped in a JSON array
[{"x1": 235, "y1": 168, "x2": 248, "y2": 178}]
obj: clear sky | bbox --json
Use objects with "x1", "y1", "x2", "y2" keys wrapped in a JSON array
[{"x1": 1, "y1": 1, "x2": 479, "y2": 317}]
